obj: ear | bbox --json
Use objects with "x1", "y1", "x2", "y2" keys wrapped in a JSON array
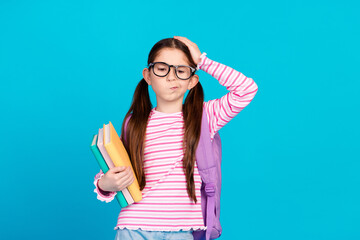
[
  {"x1": 187, "y1": 74, "x2": 199, "y2": 90},
  {"x1": 143, "y1": 68, "x2": 151, "y2": 85}
]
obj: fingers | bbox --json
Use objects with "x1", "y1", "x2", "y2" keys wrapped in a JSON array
[
  {"x1": 120, "y1": 171, "x2": 135, "y2": 190},
  {"x1": 114, "y1": 167, "x2": 134, "y2": 190},
  {"x1": 100, "y1": 166, "x2": 134, "y2": 192},
  {"x1": 174, "y1": 36, "x2": 195, "y2": 46},
  {"x1": 174, "y1": 36, "x2": 201, "y2": 65},
  {"x1": 110, "y1": 166, "x2": 126, "y2": 173}
]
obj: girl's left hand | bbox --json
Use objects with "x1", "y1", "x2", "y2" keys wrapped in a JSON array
[{"x1": 173, "y1": 36, "x2": 202, "y2": 65}]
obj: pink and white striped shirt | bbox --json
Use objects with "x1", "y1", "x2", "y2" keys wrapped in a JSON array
[{"x1": 93, "y1": 52, "x2": 258, "y2": 231}]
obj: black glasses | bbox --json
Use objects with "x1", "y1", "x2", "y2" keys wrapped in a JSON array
[{"x1": 148, "y1": 62, "x2": 196, "y2": 80}]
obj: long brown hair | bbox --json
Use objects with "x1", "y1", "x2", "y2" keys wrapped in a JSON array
[{"x1": 120, "y1": 38, "x2": 204, "y2": 203}]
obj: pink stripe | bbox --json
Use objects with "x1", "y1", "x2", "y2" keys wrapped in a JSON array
[
  {"x1": 224, "y1": 68, "x2": 234, "y2": 85},
  {"x1": 166, "y1": 173, "x2": 200, "y2": 176},
  {"x1": 211, "y1": 62, "x2": 221, "y2": 77},
  {"x1": 224, "y1": 94, "x2": 232, "y2": 118},
  {"x1": 200, "y1": 56, "x2": 209, "y2": 70},
  {"x1": 145, "y1": 128, "x2": 183, "y2": 136},
  {"x1": 144, "y1": 179, "x2": 201, "y2": 184},
  {"x1": 143, "y1": 188, "x2": 187, "y2": 191},
  {"x1": 152, "y1": 111, "x2": 183, "y2": 120},
  {"x1": 147, "y1": 121, "x2": 183, "y2": 128},
  {"x1": 146, "y1": 171, "x2": 168, "y2": 175},
  {"x1": 155, "y1": 181, "x2": 202, "y2": 184},
  {"x1": 218, "y1": 65, "x2": 227, "y2": 80},
  {"x1": 229, "y1": 107, "x2": 244, "y2": 114},
  {"x1": 143, "y1": 155, "x2": 182, "y2": 163},
  {"x1": 121, "y1": 209, "x2": 202, "y2": 213},
  {"x1": 243, "y1": 81, "x2": 255, "y2": 91},
  {"x1": 229, "y1": 71, "x2": 241, "y2": 86},
  {"x1": 217, "y1": 110, "x2": 229, "y2": 125},
  {"x1": 116, "y1": 223, "x2": 204, "y2": 227},
  {"x1": 231, "y1": 94, "x2": 252, "y2": 101},
  {"x1": 145, "y1": 134, "x2": 184, "y2": 142},
  {"x1": 222, "y1": 97, "x2": 235, "y2": 115},
  {"x1": 152, "y1": 114, "x2": 182, "y2": 118},
  {"x1": 148, "y1": 173, "x2": 200, "y2": 177},
  {"x1": 144, "y1": 148, "x2": 184, "y2": 156},
  {"x1": 146, "y1": 140, "x2": 183, "y2": 148},
  {"x1": 118, "y1": 216, "x2": 204, "y2": 220},
  {"x1": 145, "y1": 179, "x2": 159, "y2": 183},
  {"x1": 146, "y1": 195, "x2": 195, "y2": 198},
  {"x1": 127, "y1": 202, "x2": 199, "y2": 205},
  {"x1": 232, "y1": 75, "x2": 248, "y2": 92},
  {"x1": 239, "y1": 89, "x2": 258, "y2": 97},
  {"x1": 218, "y1": 112, "x2": 230, "y2": 126},
  {"x1": 238, "y1": 76, "x2": 248, "y2": 87},
  {"x1": 143, "y1": 188, "x2": 202, "y2": 192},
  {"x1": 144, "y1": 163, "x2": 174, "y2": 170},
  {"x1": 205, "y1": 59, "x2": 213, "y2": 72}
]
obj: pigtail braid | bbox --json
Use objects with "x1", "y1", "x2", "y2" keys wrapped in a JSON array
[
  {"x1": 121, "y1": 78, "x2": 152, "y2": 190},
  {"x1": 182, "y1": 82, "x2": 204, "y2": 203}
]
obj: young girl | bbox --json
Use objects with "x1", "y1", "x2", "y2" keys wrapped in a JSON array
[{"x1": 93, "y1": 36, "x2": 258, "y2": 240}]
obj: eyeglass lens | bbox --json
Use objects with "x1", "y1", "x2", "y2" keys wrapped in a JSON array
[{"x1": 153, "y1": 63, "x2": 192, "y2": 80}]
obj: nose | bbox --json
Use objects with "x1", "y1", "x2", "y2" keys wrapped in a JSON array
[{"x1": 167, "y1": 66, "x2": 177, "y2": 81}]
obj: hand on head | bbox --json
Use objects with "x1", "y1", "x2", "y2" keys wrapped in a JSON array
[{"x1": 173, "y1": 36, "x2": 202, "y2": 65}]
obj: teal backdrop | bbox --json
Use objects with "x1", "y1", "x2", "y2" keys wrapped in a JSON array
[{"x1": 1, "y1": 0, "x2": 359, "y2": 239}]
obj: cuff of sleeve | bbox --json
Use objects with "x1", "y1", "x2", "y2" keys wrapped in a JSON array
[
  {"x1": 94, "y1": 172, "x2": 116, "y2": 203},
  {"x1": 196, "y1": 52, "x2": 207, "y2": 70}
]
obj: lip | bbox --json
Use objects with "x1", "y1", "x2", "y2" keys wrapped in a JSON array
[{"x1": 170, "y1": 86, "x2": 178, "y2": 90}]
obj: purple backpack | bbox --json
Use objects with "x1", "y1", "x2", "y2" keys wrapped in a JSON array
[
  {"x1": 124, "y1": 107, "x2": 222, "y2": 240},
  {"x1": 192, "y1": 107, "x2": 222, "y2": 240}
]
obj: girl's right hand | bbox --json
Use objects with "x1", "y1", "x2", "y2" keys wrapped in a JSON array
[
  {"x1": 173, "y1": 36, "x2": 202, "y2": 65},
  {"x1": 98, "y1": 166, "x2": 135, "y2": 192}
]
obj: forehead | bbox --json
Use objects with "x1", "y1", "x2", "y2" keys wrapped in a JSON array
[{"x1": 154, "y1": 48, "x2": 190, "y2": 65}]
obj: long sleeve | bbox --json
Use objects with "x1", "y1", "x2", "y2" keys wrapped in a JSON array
[
  {"x1": 197, "y1": 53, "x2": 258, "y2": 139},
  {"x1": 93, "y1": 170, "x2": 117, "y2": 203}
]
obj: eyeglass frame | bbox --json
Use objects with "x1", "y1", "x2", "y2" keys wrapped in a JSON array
[{"x1": 147, "y1": 62, "x2": 196, "y2": 80}]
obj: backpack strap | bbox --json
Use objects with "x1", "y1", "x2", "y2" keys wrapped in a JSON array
[
  {"x1": 196, "y1": 107, "x2": 218, "y2": 240},
  {"x1": 123, "y1": 114, "x2": 131, "y2": 144}
]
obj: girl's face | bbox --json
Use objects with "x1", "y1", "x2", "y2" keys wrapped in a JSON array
[{"x1": 143, "y1": 48, "x2": 199, "y2": 109}]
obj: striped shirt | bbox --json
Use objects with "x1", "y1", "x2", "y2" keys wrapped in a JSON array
[{"x1": 93, "y1": 52, "x2": 258, "y2": 231}]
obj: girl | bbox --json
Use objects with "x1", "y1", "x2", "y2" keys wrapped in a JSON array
[{"x1": 93, "y1": 36, "x2": 258, "y2": 240}]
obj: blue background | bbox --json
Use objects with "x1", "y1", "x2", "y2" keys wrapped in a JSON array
[{"x1": 1, "y1": 0, "x2": 359, "y2": 239}]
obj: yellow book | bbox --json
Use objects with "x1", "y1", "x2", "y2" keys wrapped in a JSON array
[{"x1": 103, "y1": 121, "x2": 142, "y2": 202}]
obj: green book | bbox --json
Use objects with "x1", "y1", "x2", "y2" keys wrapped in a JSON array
[{"x1": 90, "y1": 134, "x2": 128, "y2": 208}]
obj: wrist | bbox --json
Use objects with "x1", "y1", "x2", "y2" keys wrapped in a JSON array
[
  {"x1": 97, "y1": 178, "x2": 111, "y2": 194},
  {"x1": 196, "y1": 52, "x2": 207, "y2": 70}
]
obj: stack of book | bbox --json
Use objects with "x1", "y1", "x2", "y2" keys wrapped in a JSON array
[{"x1": 90, "y1": 121, "x2": 142, "y2": 208}]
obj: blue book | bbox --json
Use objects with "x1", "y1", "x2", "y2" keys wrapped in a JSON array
[{"x1": 90, "y1": 134, "x2": 128, "y2": 208}]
